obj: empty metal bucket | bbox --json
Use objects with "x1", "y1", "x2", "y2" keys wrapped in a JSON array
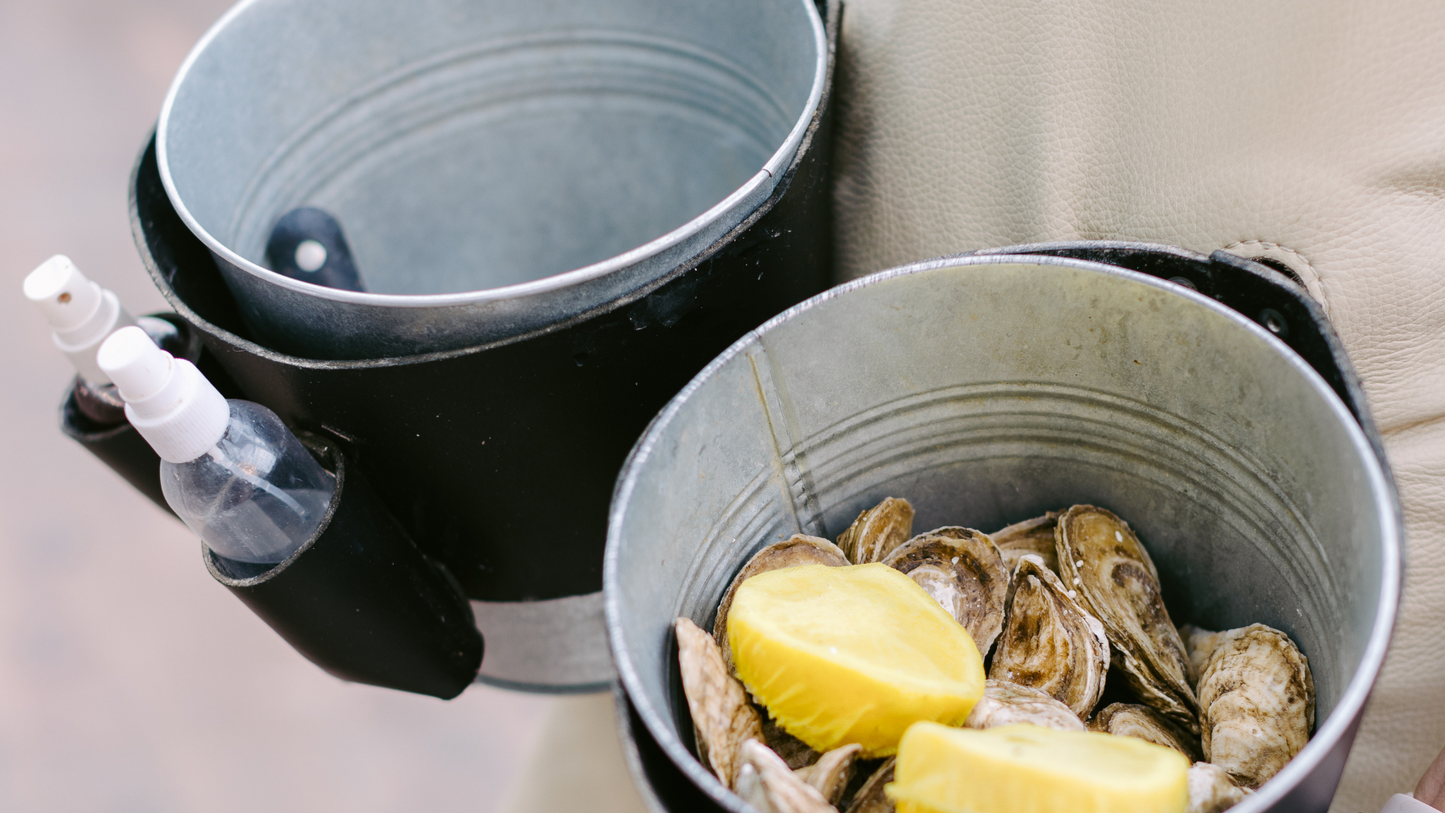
[
  {"x1": 605, "y1": 253, "x2": 1401, "y2": 811},
  {"x1": 157, "y1": 0, "x2": 827, "y2": 359}
]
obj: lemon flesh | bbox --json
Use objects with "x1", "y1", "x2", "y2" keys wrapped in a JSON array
[
  {"x1": 889, "y1": 722, "x2": 1190, "y2": 813},
  {"x1": 727, "y1": 563, "x2": 985, "y2": 756}
]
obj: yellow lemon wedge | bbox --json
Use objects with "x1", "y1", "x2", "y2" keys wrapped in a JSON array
[
  {"x1": 888, "y1": 722, "x2": 1190, "y2": 813},
  {"x1": 727, "y1": 563, "x2": 985, "y2": 756}
]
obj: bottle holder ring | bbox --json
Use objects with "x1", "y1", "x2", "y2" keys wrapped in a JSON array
[{"x1": 204, "y1": 434, "x2": 484, "y2": 699}]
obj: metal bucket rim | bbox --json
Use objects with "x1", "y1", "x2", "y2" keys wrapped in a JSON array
[
  {"x1": 603, "y1": 250, "x2": 1402, "y2": 813},
  {"x1": 155, "y1": 0, "x2": 829, "y2": 310}
]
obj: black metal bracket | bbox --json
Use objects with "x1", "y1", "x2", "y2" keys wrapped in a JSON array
[{"x1": 967, "y1": 241, "x2": 1389, "y2": 471}]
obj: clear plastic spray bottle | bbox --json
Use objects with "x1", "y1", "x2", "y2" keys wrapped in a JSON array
[
  {"x1": 97, "y1": 326, "x2": 336, "y2": 564},
  {"x1": 24, "y1": 254, "x2": 187, "y2": 425}
]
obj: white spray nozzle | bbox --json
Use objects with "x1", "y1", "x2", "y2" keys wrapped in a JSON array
[
  {"x1": 23, "y1": 255, "x2": 135, "y2": 384},
  {"x1": 98, "y1": 326, "x2": 229, "y2": 463},
  {"x1": 100, "y1": 326, "x2": 174, "y2": 402}
]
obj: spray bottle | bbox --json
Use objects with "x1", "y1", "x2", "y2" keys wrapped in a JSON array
[
  {"x1": 97, "y1": 326, "x2": 336, "y2": 564},
  {"x1": 23, "y1": 254, "x2": 188, "y2": 426}
]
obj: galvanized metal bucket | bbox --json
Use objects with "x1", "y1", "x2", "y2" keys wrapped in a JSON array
[
  {"x1": 605, "y1": 250, "x2": 1401, "y2": 811},
  {"x1": 157, "y1": 0, "x2": 828, "y2": 359}
]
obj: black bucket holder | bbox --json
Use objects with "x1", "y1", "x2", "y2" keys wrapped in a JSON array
[
  {"x1": 64, "y1": 332, "x2": 482, "y2": 698},
  {"x1": 122, "y1": 0, "x2": 837, "y2": 693},
  {"x1": 205, "y1": 434, "x2": 483, "y2": 699}
]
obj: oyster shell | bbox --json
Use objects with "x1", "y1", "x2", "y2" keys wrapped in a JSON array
[
  {"x1": 735, "y1": 739, "x2": 836, "y2": 813},
  {"x1": 1187, "y1": 762, "x2": 1252, "y2": 813},
  {"x1": 735, "y1": 764, "x2": 768, "y2": 811},
  {"x1": 881, "y1": 526, "x2": 1009, "y2": 655},
  {"x1": 1088, "y1": 702, "x2": 1203, "y2": 762},
  {"x1": 1197, "y1": 624, "x2": 1314, "y2": 789},
  {"x1": 964, "y1": 679, "x2": 1086, "y2": 732},
  {"x1": 795, "y1": 744, "x2": 863, "y2": 806},
  {"x1": 1180, "y1": 624, "x2": 1227, "y2": 685},
  {"x1": 713, "y1": 534, "x2": 849, "y2": 673},
  {"x1": 1055, "y1": 505, "x2": 1199, "y2": 732},
  {"x1": 990, "y1": 554, "x2": 1110, "y2": 718},
  {"x1": 836, "y1": 497, "x2": 915, "y2": 564},
  {"x1": 992, "y1": 512, "x2": 1061, "y2": 574},
  {"x1": 842, "y1": 758, "x2": 896, "y2": 813},
  {"x1": 675, "y1": 617, "x2": 764, "y2": 788}
]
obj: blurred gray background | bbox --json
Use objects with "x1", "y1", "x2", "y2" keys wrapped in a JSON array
[{"x1": 0, "y1": 1, "x2": 564, "y2": 809}]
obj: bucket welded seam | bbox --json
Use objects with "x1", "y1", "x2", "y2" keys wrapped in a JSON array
[
  {"x1": 746, "y1": 346, "x2": 826, "y2": 537},
  {"x1": 667, "y1": 464, "x2": 794, "y2": 633},
  {"x1": 604, "y1": 254, "x2": 1403, "y2": 813}
]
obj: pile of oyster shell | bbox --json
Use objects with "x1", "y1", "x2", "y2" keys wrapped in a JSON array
[{"x1": 675, "y1": 500, "x2": 1316, "y2": 813}]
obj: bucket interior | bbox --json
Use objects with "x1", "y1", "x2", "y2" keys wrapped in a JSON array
[
  {"x1": 160, "y1": 0, "x2": 821, "y2": 296},
  {"x1": 606, "y1": 258, "x2": 1394, "y2": 810}
]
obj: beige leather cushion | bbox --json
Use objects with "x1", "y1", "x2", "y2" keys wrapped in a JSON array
[{"x1": 831, "y1": 0, "x2": 1445, "y2": 809}]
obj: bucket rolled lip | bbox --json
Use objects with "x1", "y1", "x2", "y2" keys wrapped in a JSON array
[
  {"x1": 155, "y1": 0, "x2": 829, "y2": 312},
  {"x1": 603, "y1": 252, "x2": 1403, "y2": 813}
]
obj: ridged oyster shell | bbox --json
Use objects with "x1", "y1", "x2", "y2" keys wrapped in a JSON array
[
  {"x1": 735, "y1": 739, "x2": 836, "y2": 813},
  {"x1": 794, "y1": 744, "x2": 862, "y2": 806},
  {"x1": 675, "y1": 617, "x2": 764, "y2": 788},
  {"x1": 1056, "y1": 505, "x2": 1199, "y2": 732},
  {"x1": 964, "y1": 679, "x2": 1085, "y2": 732},
  {"x1": 836, "y1": 497, "x2": 915, "y2": 564},
  {"x1": 991, "y1": 512, "x2": 1061, "y2": 574},
  {"x1": 1180, "y1": 624, "x2": 1228, "y2": 685},
  {"x1": 1187, "y1": 761, "x2": 1252, "y2": 813},
  {"x1": 990, "y1": 554, "x2": 1110, "y2": 718},
  {"x1": 881, "y1": 527, "x2": 1009, "y2": 655},
  {"x1": 1088, "y1": 702, "x2": 1202, "y2": 762},
  {"x1": 1197, "y1": 624, "x2": 1315, "y2": 789},
  {"x1": 713, "y1": 534, "x2": 849, "y2": 673}
]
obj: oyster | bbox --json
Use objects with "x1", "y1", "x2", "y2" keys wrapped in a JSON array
[
  {"x1": 963, "y1": 679, "x2": 1085, "y2": 732},
  {"x1": 735, "y1": 739, "x2": 836, "y2": 813},
  {"x1": 881, "y1": 527, "x2": 1009, "y2": 655},
  {"x1": 713, "y1": 534, "x2": 849, "y2": 673},
  {"x1": 992, "y1": 512, "x2": 1061, "y2": 574},
  {"x1": 675, "y1": 617, "x2": 764, "y2": 788},
  {"x1": 1187, "y1": 762, "x2": 1252, "y2": 813},
  {"x1": 795, "y1": 744, "x2": 863, "y2": 806},
  {"x1": 735, "y1": 764, "x2": 768, "y2": 811},
  {"x1": 1197, "y1": 624, "x2": 1314, "y2": 789},
  {"x1": 836, "y1": 497, "x2": 915, "y2": 564},
  {"x1": 1088, "y1": 703, "x2": 1202, "y2": 762},
  {"x1": 990, "y1": 554, "x2": 1110, "y2": 718},
  {"x1": 1055, "y1": 505, "x2": 1199, "y2": 732},
  {"x1": 843, "y1": 758, "x2": 896, "y2": 813},
  {"x1": 1180, "y1": 624, "x2": 1227, "y2": 685}
]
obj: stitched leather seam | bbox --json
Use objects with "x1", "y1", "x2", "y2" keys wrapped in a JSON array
[{"x1": 1222, "y1": 240, "x2": 1333, "y2": 319}]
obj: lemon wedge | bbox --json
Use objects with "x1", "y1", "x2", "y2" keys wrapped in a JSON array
[
  {"x1": 727, "y1": 563, "x2": 985, "y2": 756},
  {"x1": 888, "y1": 722, "x2": 1190, "y2": 813}
]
